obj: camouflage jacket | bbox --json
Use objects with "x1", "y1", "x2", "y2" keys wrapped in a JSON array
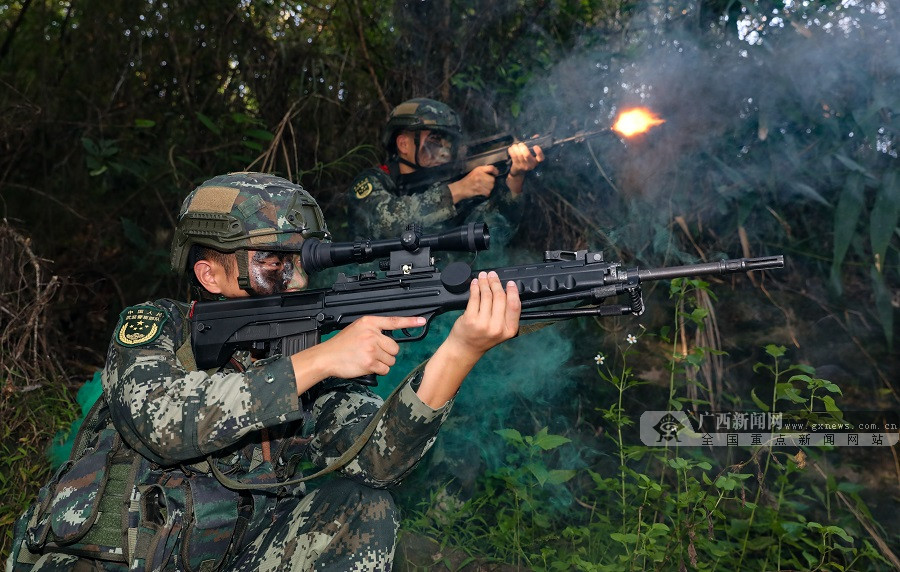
[
  {"x1": 347, "y1": 165, "x2": 524, "y2": 245},
  {"x1": 103, "y1": 299, "x2": 450, "y2": 484},
  {"x1": 18, "y1": 298, "x2": 451, "y2": 569}
]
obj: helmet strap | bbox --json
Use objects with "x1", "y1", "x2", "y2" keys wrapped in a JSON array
[
  {"x1": 234, "y1": 249, "x2": 255, "y2": 295},
  {"x1": 397, "y1": 155, "x2": 419, "y2": 171},
  {"x1": 412, "y1": 131, "x2": 422, "y2": 168}
]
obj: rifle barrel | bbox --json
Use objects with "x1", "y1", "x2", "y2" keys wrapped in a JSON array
[
  {"x1": 544, "y1": 128, "x2": 611, "y2": 148},
  {"x1": 637, "y1": 255, "x2": 784, "y2": 282}
]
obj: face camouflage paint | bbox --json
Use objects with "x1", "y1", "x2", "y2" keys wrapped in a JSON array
[
  {"x1": 417, "y1": 132, "x2": 455, "y2": 167},
  {"x1": 248, "y1": 251, "x2": 308, "y2": 295}
]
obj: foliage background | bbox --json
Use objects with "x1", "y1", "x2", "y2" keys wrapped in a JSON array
[{"x1": 1, "y1": 0, "x2": 897, "y2": 569}]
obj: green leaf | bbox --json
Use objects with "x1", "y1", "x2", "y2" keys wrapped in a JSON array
[
  {"x1": 870, "y1": 267, "x2": 894, "y2": 347},
  {"x1": 527, "y1": 462, "x2": 550, "y2": 486},
  {"x1": 802, "y1": 550, "x2": 818, "y2": 567},
  {"x1": 830, "y1": 173, "x2": 864, "y2": 295},
  {"x1": 822, "y1": 382, "x2": 842, "y2": 394},
  {"x1": 750, "y1": 388, "x2": 770, "y2": 412},
  {"x1": 791, "y1": 182, "x2": 832, "y2": 207},
  {"x1": 659, "y1": 325, "x2": 671, "y2": 343},
  {"x1": 715, "y1": 476, "x2": 736, "y2": 491},
  {"x1": 668, "y1": 457, "x2": 689, "y2": 470},
  {"x1": 836, "y1": 481, "x2": 864, "y2": 494},
  {"x1": 824, "y1": 525, "x2": 853, "y2": 543},
  {"x1": 775, "y1": 383, "x2": 807, "y2": 403},
  {"x1": 81, "y1": 137, "x2": 99, "y2": 155},
  {"x1": 134, "y1": 119, "x2": 156, "y2": 128},
  {"x1": 781, "y1": 521, "x2": 805, "y2": 536},
  {"x1": 765, "y1": 344, "x2": 786, "y2": 358},
  {"x1": 833, "y1": 153, "x2": 873, "y2": 177},
  {"x1": 821, "y1": 395, "x2": 840, "y2": 412},
  {"x1": 231, "y1": 112, "x2": 255, "y2": 124},
  {"x1": 610, "y1": 532, "x2": 639, "y2": 544},
  {"x1": 121, "y1": 218, "x2": 147, "y2": 249},
  {"x1": 870, "y1": 170, "x2": 899, "y2": 268},
  {"x1": 716, "y1": 158, "x2": 748, "y2": 187},
  {"x1": 790, "y1": 363, "x2": 817, "y2": 375},
  {"x1": 196, "y1": 112, "x2": 221, "y2": 135},
  {"x1": 245, "y1": 129, "x2": 275, "y2": 141},
  {"x1": 495, "y1": 428, "x2": 523, "y2": 445},
  {"x1": 532, "y1": 433, "x2": 571, "y2": 451},
  {"x1": 547, "y1": 469, "x2": 577, "y2": 484}
]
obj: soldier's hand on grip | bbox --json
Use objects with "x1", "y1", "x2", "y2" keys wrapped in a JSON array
[{"x1": 449, "y1": 165, "x2": 499, "y2": 202}]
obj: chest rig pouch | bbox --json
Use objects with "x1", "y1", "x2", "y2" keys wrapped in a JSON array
[
  {"x1": 21, "y1": 391, "x2": 243, "y2": 572},
  {"x1": 23, "y1": 395, "x2": 137, "y2": 563}
]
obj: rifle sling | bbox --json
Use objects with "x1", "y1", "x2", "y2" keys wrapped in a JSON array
[
  {"x1": 199, "y1": 321, "x2": 553, "y2": 492},
  {"x1": 208, "y1": 363, "x2": 423, "y2": 492},
  {"x1": 176, "y1": 336, "x2": 198, "y2": 373},
  {"x1": 517, "y1": 320, "x2": 555, "y2": 337}
]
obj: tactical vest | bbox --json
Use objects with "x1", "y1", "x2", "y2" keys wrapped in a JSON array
[
  {"x1": 17, "y1": 299, "x2": 250, "y2": 571},
  {"x1": 18, "y1": 388, "x2": 250, "y2": 571},
  {"x1": 16, "y1": 300, "x2": 412, "y2": 571}
]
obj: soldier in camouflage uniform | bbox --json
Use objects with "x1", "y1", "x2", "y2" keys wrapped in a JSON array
[
  {"x1": 347, "y1": 98, "x2": 543, "y2": 244},
  {"x1": 7, "y1": 172, "x2": 521, "y2": 572}
]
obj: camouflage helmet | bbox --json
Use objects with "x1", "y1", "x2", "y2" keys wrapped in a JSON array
[
  {"x1": 381, "y1": 98, "x2": 463, "y2": 151},
  {"x1": 170, "y1": 172, "x2": 329, "y2": 278}
]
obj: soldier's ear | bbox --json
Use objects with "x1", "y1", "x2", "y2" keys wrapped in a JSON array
[
  {"x1": 396, "y1": 132, "x2": 413, "y2": 155},
  {"x1": 194, "y1": 258, "x2": 229, "y2": 294}
]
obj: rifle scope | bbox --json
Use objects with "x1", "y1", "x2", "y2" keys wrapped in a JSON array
[{"x1": 301, "y1": 222, "x2": 490, "y2": 273}]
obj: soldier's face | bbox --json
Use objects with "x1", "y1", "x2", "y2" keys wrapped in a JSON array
[
  {"x1": 399, "y1": 130, "x2": 455, "y2": 168},
  {"x1": 417, "y1": 131, "x2": 455, "y2": 167},
  {"x1": 247, "y1": 251, "x2": 308, "y2": 295}
]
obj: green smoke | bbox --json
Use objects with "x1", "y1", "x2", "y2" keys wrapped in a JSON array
[
  {"x1": 358, "y1": 245, "x2": 582, "y2": 491},
  {"x1": 48, "y1": 370, "x2": 104, "y2": 469}
]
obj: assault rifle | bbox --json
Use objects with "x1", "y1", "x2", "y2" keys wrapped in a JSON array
[
  {"x1": 189, "y1": 224, "x2": 784, "y2": 380},
  {"x1": 396, "y1": 127, "x2": 609, "y2": 194}
]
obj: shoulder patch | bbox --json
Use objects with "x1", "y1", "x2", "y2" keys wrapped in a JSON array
[
  {"x1": 115, "y1": 306, "x2": 168, "y2": 347},
  {"x1": 354, "y1": 179, "x2": 374, "y2": 200}
]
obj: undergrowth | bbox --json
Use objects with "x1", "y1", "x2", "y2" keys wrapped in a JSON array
[
  {"x1": 401, "y1": 279, "x2": 898, "y2": 571},
  {"x1": 0, "y1": 383, "x2": 78, "y2": 559}
]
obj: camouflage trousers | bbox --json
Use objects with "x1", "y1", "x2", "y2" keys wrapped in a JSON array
[{"x1": 7, "y1": 478, "x2": 398, "y2": 572}]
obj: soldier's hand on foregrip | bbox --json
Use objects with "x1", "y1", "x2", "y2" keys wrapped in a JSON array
[
  {"x1": 291, "y1": 315, "x2": 426, "y2": 394},
  {"x1": 451, "y1": 271, "x2": 521, "y2": 355},
  {"x1": 507, "y1": 142, "x2": 544, "y2": 177},
  {"x1": 417, "y1": 272, "x2": 521, "y2": 408},
  {"x1": 448, "y1": 165, "x2": 499, "y2": 203}
]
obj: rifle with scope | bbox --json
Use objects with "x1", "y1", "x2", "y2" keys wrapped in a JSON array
[{"x1": 189, "y1": 223, "x2": 784, "y2": 381}]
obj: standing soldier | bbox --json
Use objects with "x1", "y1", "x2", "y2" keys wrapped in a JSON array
[
  {"x1": 347, "y1": 98, "x2": 544, "y2": 244},
  {"x1": 8, "y1": 172, "x2": 521, "y2": 571}
]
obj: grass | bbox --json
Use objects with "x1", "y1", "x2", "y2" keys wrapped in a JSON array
[{"x1": 0, "y1": 381, "x2": 78, "y2": 561}]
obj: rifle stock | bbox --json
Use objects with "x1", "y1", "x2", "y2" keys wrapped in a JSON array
[{"x1": 189, "y1": 225, "x2": 784, "y2": 375}]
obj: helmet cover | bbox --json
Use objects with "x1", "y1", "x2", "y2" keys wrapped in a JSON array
[
  {"x1": 381, "y1": 98, "x2": 463, "y2": 151},
  {"x1": 170, "y1": 172, "x2": 329, "y2": 276}
]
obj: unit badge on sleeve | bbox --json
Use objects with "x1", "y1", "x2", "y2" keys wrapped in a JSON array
[
  {"x1": 354, "y1": 179, "x2": 374, "y2": 200},
  {"x1": 115, "y1": 306, "x2": 168, "y2": 347}
]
